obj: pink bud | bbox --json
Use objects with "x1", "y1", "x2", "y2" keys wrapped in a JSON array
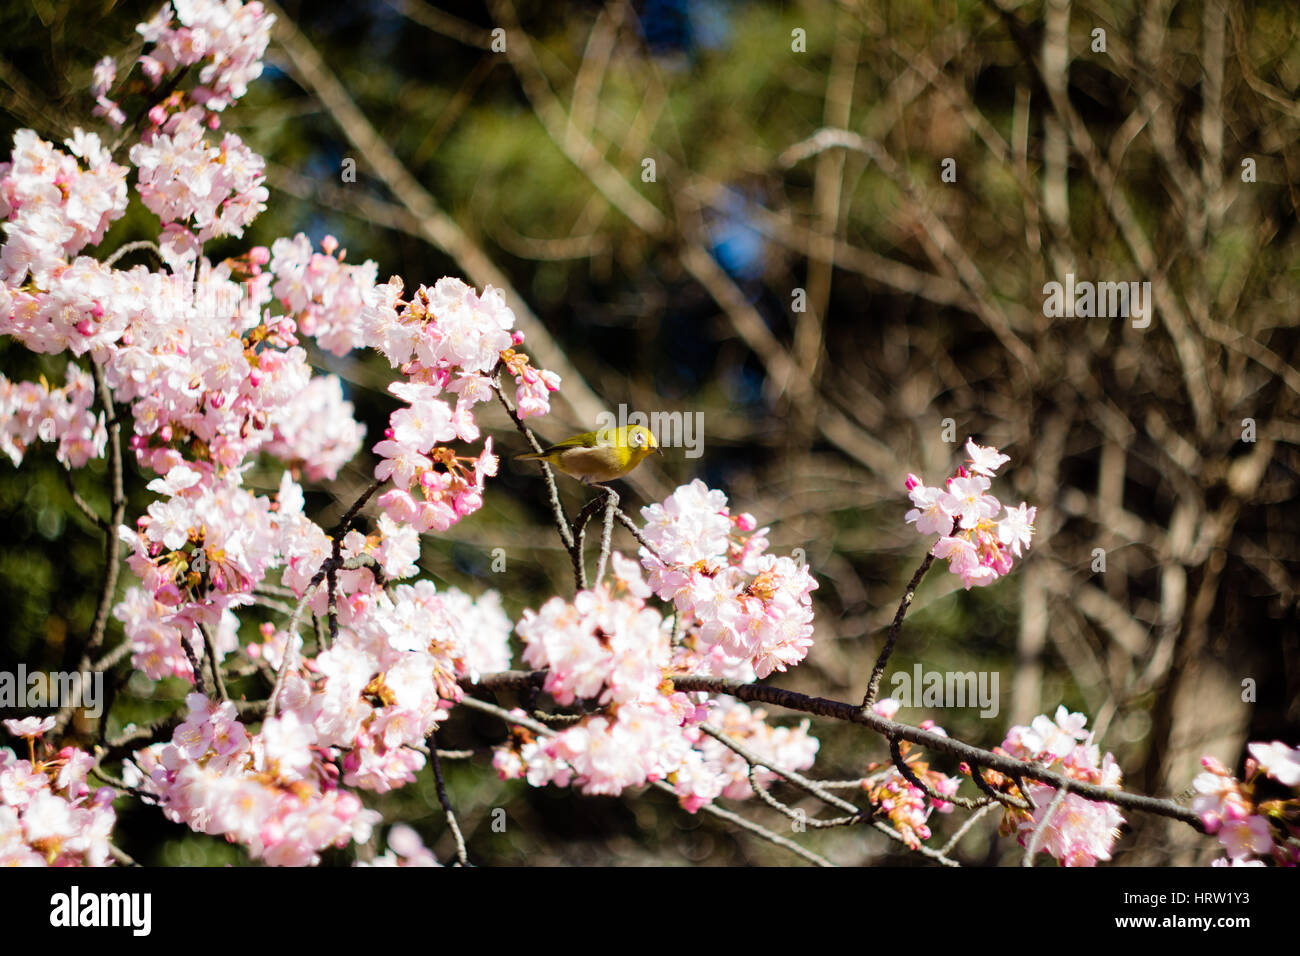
[
  {"x1": 904, "y1": 473, "x2": 921, "y2": 491},
  {"x1": 511, "y1": 330, "x2": 525, "y2": 345},
  {"x1": 75, "y1": 319, "x2": 94, "y2": 336},
  {"x1": 248, "y1": 246, "x2": 270, "y2": 265},
  {"x1": 1202, "y1": 756, "x2": 1229, "y2": 775},
  {"x1": 735, "y1": 512, "x2": 757, "y2": 532},
  {"x1": 148, "y1": 104, "x2": 168, "y2": 126},
  {"x1": 321, "y1": 235, "x2": 339, "y2": 256}
]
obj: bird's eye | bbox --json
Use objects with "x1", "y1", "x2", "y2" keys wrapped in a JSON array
[{"x1": 633, "y1": 431, "x2": 644, "y2": 445}]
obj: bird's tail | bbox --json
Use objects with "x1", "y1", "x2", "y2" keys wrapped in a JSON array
[{"x1": 515, "y1": 452, "x2": 545, "y2": 461}]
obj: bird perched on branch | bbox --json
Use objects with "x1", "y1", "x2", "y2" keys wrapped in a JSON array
[{"x1": 516, "y1": 424, "x2": 661, "y2": 483}]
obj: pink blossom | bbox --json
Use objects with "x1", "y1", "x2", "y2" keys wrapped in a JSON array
[
  {"x1": 3, "y1": 717, "x2": 56, "y2": 740},
  {"x1": 906, "y1": 443, "x2": 1033, "y2": 590},
  {"x1": 905, "y1": 482, "x2": 955, "y2": 536},
  {"x1": 1248, "y1": 741, "x2": 1300, "y2": 787},
  {"x1": 1219, "y1": 815, "x2": 1273, "y2": 861},
  {"x1": 965, "y1": 438, "x2": 1010, "y2": 477}
]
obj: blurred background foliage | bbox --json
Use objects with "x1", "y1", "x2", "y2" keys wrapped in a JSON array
[{"x1": 1, "y1": 0, "x2": 1298, "y2": 865}]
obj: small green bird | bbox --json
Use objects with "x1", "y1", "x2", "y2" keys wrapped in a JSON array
[{"x1": 516, "y1": 424, "x2": 661, "y2": 483}]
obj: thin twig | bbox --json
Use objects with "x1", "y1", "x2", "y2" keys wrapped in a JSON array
[
  {"x1": 615, "y1": 508, "x2": 663, "y2": 563},
  {"x1": 868, "y1": 819, "x2": 961, "y2": 867},
  {"x1": 107, "y1": 843, "x2": 139, "y2": 866},
  {"x1": 104, "y1": 239, "x2": 162, "y2": 268},
  {"x1": 969, "y1": 763, "x2": 1033, "y2": 812},
  {"x1": 667, "y1": 674, "x2": 1202, "y2": 828},
  {"x1": 266, "y1": 580, "x2": 318, "y2": 718},
  {"x1": 1023, "y1": 782, "x2": 1070, "y2": 866},
  {"x1": 456, "y1": 694, "x2": 551, "y2": 736},
  {"x1": 650, "y1": 780, "x2": 836, "y2": 867},
  {"x1": 198, "y1": 623, "x2": 229, "y2": 702},
  {"x1": 594, "y1": 484, "x2": 618, "y2": 587},
  {"x1": 493, "y1": 374, "x2": 587, "y2": 592},
  {"x1": 62, "y1": 467, "x2": 107, "y2": 530},
  {"x1": 887, "y1": 735, "x2": 988, "y2": 810},
  {"x1": 428, "y1": 730, "x2": 470, "y2": 865},
  {"x1": 698, "y1": 723, "x2": 863, "y2": 817},
  {"x1": 91, "y1": 639, "x2": 133, "y2": 672},
  {"x1": 941, "y1": 801, "x2": 996, "y2": 856},
  {"x1": 571, "y1": 493, "x2": 607, "y2": 590},
  {"x1": 745, "y1": 764, "x2": 862, "y2": 829},
  {"x1": 863, "y1": 551, "x2": 935, "y2": 708},
  {"x1": 55, "y1": 361, "x2": 128, "y2": 735},
  {"x1": 180, "y1": 629, "x2": 208, "y2": 698}
]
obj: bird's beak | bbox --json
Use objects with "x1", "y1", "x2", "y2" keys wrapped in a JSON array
[{"x1": 655, "y1": 442, "x2": 664, "y2": 456}]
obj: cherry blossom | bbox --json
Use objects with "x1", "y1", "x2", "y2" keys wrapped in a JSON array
[
  {"x1": 638, "y1": 480, "x2": 817, "y2": 678},
  {"x1": 1189, "y1": 749, "x2": 1300, "y2": 865},
  {"x1": 0, "y1": 741, "x2": 116, "y2": 866},
  {"x1": 987, "y1": 707, "x2": 1125, "y2": 867},
  {"x1": 905, "y1": 441, "x2": 1035, "y2": 590}
]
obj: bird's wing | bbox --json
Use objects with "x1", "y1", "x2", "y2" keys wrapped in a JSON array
[{"x1": 541, "y1": 431, "x2": 600, "y2": 452}]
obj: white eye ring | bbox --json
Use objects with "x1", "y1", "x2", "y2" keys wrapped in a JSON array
[{"x1": 632, "y1": 431, "x2": 644, "y2": 446}]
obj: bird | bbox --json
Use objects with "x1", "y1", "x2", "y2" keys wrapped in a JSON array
[{"x1": 515, "y1": 424, "x2": 661, "y2": 483}]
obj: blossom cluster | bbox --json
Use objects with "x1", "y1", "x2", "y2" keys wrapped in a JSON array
[
  {"x1": 974, "y1": 706, "x2": 1125, "y2": 867},
  {"x1": 285, "y1": 575, "x2": 513, "y2": 795},
  {"x1": 499, "y1": 556, "x2": 703, "y2": 796},
  {"x1": 638, "y1": 479, "x2": 818, "y2": 678},
  {"x1": 1194, "y1": 741, "x2": 1300, "y2": 866},
  {"x1": 671, "y1": 699, "x2": 820, "y2": 813},
  {"x1": 0, "y1": 0, "x2": 567, "y2": 867},
  {"x1": 0, "y1": 362, "x2": 106, "y2": 467},
  {"x1": 367, "y1": 279, "x2": 556, "y2": 533},
  {"x1": 127, "y1": 695, "x2": 381, "y2": 866},
  {"x1": 905, "y1": 439, "x2": 1035, "y2": 589},
  {"x1": 1, "y1": 717, "x2": 115, "y2": 866},
  {"x1": 860, "y1": 700, "x2": 961, "y2": 849},
  {"x1": 495, "y1": 553, "x2": 820, "y2": 808},
  {"x1": 0, "y1": 129, "x2": 128, "y2": 292},
  {"x1": 131, "y1": 106, "x2": 268, "y2": 244},
  {"x1": 134, "y1": 0, "x2": 275, "y2": 114},
  {"x1": 123, "y1": 556, "x2": 513, "y2": 865}
]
